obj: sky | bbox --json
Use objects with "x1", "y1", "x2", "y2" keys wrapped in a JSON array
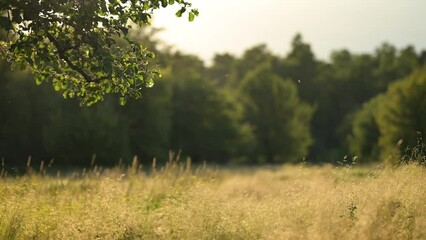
[{"x1": 151, "y1": 0, "x2": 426, "y2": 64}]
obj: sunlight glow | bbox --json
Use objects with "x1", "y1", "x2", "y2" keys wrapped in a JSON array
[{"x1": 152, "y1": 0, "x2": 426, "y2": 63}]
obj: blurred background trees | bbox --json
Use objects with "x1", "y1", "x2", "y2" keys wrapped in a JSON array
[
  {"x1": 0, "y1": 29, "x2": 425, "y2": 168},
  {"x1": 377, "y1": 66, "x2": 426, "y2": 163},
  {"x1": 347, "y1": 95, "x2": 384, "y2": 163},
  {"x1": 240, "y1": 63, "x2": 313, "y2": 163}
]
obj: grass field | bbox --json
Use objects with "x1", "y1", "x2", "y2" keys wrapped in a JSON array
[{"x1": 0, "y1": 159, "x2": 425, "y2": 239}]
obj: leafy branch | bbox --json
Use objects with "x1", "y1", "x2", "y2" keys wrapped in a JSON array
[{"x1": 0, "y1": 0, "x2": 198, "y2": 106}]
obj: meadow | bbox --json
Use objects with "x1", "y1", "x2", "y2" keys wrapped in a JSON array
[{"x1": 0, "y1": 158, "x2": 425, "y2": 240}]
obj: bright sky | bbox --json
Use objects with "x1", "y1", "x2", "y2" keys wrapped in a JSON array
[{"x1": 152, "y1": 0, "x2": 426, "y2": 64}]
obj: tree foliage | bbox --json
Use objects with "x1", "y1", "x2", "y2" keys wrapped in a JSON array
[
  {"x1": 283, "y1": 33, "x2": 317, "y2": 102},
  {"x1": 240, "y1": 64, "x2": 313, "y2": 163},
  {"x1": 123, "y1": 76, "x2": 173, "y2": 162},
  {"x1": 1, "y1": 29, "x2": 424, "y2": 166},
  {"x1": 43, "y1": 99, "x2": 130, "y2": 165},
  {"x1": 347, "y1": 94, "x2": 384, "y2": 162},
  {"x1": 0, "y1": 0, "x2": 198, "y2": 105},
  {"x1": 170, "y1": 77, "x2": 244, "y2": 163},
  {"x1": 377, "y1": 65, "x2": 426, "y2": 163}
]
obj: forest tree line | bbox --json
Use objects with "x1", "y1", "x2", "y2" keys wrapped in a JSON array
[{"x1": 1, "y1": 29, "x2": 425, "y2": 167}]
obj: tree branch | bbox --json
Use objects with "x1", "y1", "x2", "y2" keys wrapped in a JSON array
[{"x1": 45, "y1": 31, "x2": 96, "y2": 82}]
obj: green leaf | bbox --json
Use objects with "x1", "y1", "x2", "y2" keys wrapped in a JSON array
[
  {"x1": 175, "y1": 9, "x2": 182, "y2": 17},
  {"x1": 168, "y1": 0, "x2": 175, "y2": 4},
  {"x1": 35, "y1": 77, "x2": 43, "y2": 85},
  {"x1": 119, "y1": 97, "x2": 127, "y2": 106},
  {"x1": 146, "y1": 78, "x2": 154, "y2": 87},
  {"x1": 137, "y1": 75, "x2": 144, "y2": 82},
  {"x1": 192, "y1": 9, "x2": 199, "y2": 16},
  {"x1": 143, "y1": 2, "x2": 150, "y2": 10},
  {"x1": 189, "y1": 12, "x2": 195, "y2": 22}
]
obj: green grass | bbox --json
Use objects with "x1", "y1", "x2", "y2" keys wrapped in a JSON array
[{"x1": 0, "y1": 159, "x2": 425, "y2": 239}]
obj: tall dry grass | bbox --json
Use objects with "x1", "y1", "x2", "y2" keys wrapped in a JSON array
[{"x1": 0, "y1": 157, "x2": 425, "y2": 239}]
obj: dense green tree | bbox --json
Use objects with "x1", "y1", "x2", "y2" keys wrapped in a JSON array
[
  {"x1": 112, "y1": 26, "x2": 173, "y2": 163},
  {"x1": 373, "y1": 43, "x2": 398, "y2": 90},
  {"x1": 328, "y1": 50, "x2": 378, "y2": 113},
  {"x1": 170, "y1": 75, "x2": 244, "y2": 163},
  {"x1": 207, "y1": 53, "x2": 237, "y2": 87},
  {"x1": 1, "y1": 31, "x2": 55, "y2": 165},
  {"x1": 0, "y1": 68, "x2": 54, "y2": 163},
  {"x1": 153, "y1": 52, "x2": 245, "y2": 163},
  {"x1": 396, "y1": 46, "x2": 420, "y2": 79},
  {"x1": 163, "y1": 51, "x2": 206, "y2": 80},
  {"x1": 325, "y1": 53, "x2": 377, "y2": 159},
  {"x1": 232, "y1": 44, "x2": 281, "y2": 87},
  {"x1": 377, "y1": 65, "x2": 426, "y2": 163},
  {"x1": 373, "y1": 43, "x2": 420, "y2": 91},
  {"x1": 240, "y1": 64, "x2": 313, "y2": 163},
  {"x1": 122, "y1": 76, "x2": 172, "y2": 163},
  {"x1": 309, "y1": 43, "x2": 421, "y2": 162},
  {"x1": 419, "y1": 50, "x2": 426, "y2": 65},
  {"x1": 347, "y1": 95, "x2": 385, "y2": 162},
  {"x1": 302, "y1": 49, "x2": 377, "y2": 161},
  {"x1": 2, "y1": 22, "x2": 425, "y2": 167},
  {"x1": 282, "y1": 33, "x2": 317, "y2": 103},
  {"x1": 0, "y1": 0, "x2": 198, "y2": 105},
  {"x1": 43, "y1": 98, "x2": 130, "y2": 166}
]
